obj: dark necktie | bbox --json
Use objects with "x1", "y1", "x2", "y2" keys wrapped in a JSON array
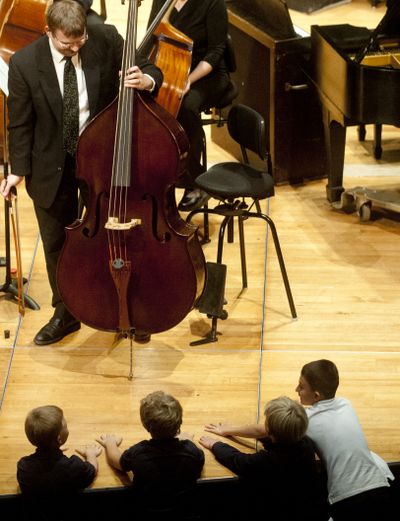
[{"x1": 63, "y1": 56, "x2": 79, "y2": 156}]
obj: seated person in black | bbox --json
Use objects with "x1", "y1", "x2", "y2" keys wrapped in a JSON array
[
  {"x1": 98, "y1": 391, "x2": 205, "y2": 519},
  {"x1": 147, "y1": 0, "x2": 230, "y2": 211},
  {"x1": 200, "y1": 396, "x2": 329, "y2": 521},
  {"x1": 17, "y1": 405, "x2": 101, "y2": 521},
  {"x1": 54, "y1": 0, "x2": 105, "y2": 25},
  {"x1": 74, "y1": 0, "x2": 105, "y2": 24}
]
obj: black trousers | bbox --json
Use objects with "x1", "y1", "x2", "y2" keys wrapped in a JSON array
[
  {"x1": 33, "y1": 155, "x2": 79, "y2": 320},
  {"x1": 329, "y1": 486, "x2": 393, "y2": 521},
  {"x1": 176, "y1": 69, "x2": 230, "y2": 189}
]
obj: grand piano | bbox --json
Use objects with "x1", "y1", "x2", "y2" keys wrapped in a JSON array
[
  {"x1": 311, "y1": 1, "x2": 400, "y2": 202},
  {"x1": 211, "y1": 0, "x2": 327, "y2": 185}
]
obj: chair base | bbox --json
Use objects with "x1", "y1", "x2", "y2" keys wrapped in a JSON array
[
  {"x1": 190, "y1": 316, "x2": 223, "y2": 346},
  {"x1": 187, "y1": 201, "x2": 297, "y2": 344}
]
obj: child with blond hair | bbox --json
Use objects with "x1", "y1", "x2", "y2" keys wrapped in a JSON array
[{"x1": 200, "y1": 396, "x2": 328, "y2": 521}]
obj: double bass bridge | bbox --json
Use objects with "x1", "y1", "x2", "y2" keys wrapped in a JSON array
[{"x1": 105, "y1": 216, "x2": 141, "y2": 230}]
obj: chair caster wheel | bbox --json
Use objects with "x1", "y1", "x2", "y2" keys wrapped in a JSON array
[{"x1": 358, "y1": 203, "x2": 371, "y2": 222}]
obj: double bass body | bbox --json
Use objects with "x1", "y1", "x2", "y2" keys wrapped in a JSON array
[{"x1": 57, "y1": 90, "x2": 206, "y2": 335}]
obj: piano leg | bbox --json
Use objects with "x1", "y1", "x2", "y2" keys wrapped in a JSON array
[
  {"x1": 323, "y1": 110, "x2": 347, "y2": 203},
  {"x1": 373, "y1": 123, "x2": 382, "y2": 160}
]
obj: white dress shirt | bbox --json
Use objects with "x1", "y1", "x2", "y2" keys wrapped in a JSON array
[{"x1": 48, "y1": 37, "x2": 90, "y2": 135}]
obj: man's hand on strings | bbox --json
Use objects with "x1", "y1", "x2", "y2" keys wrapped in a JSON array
[
  {"x1": 123, "y1": 66, "x2": 154, "y2": 91},
  {"x1": 0, "y1": 174, "x2": 23, "y2": 199}
]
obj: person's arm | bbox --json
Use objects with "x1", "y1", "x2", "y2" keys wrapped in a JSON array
[
  {"x1": 204, "y1": 422, "x2": 268, "y2": 439},
  {"x1": 202, "y1": 0, "x2": 228, "y2": 71},
  {"x1": 96, "y1": 434, "x2": 123, "y2": 471},
  {"x1": 199, "y1": 435, "x2": 267, "y2": 477},
  {"x1": 76, "y1": 444, "x2": 102, "y2": 475},
  {"x1": 183, "y1": 61, "x2": 212, "y2": 95},
  {"x1": 199, "y1": 435, "x2": 219, "y2": 450},
  {"x1": 183, "y1": 0, "x2": 228, "y2": 94},
  {"x1": 7, "y1": 56, "x2": 34, "y2": 180},
  {"x1": 0, "y1": 174, "x2": 24, "y2": 198},
  {"x1": 190, "y1": 62, "x2": 212, "y2": 84}
]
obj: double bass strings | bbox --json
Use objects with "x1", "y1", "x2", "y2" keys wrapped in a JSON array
[{"x1": 108, "y1": 0, "x2": 139, "y2": 264}]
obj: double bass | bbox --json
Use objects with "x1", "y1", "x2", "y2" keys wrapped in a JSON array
[
  {"x1": 57, "y1": 0, "x2": 206, "y2": 338},
  {"x1": 0, "y1": 0, "x2": 47, "y2": 63},
  {"x1": 0, "y1": 0, "x2": 47, "y2": 159},
  {"x1": 138, "y1": 0, "x2": 193, "y2": 117}
]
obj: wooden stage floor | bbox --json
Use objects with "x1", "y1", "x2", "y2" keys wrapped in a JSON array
[{"x1": 1, "y1": 0, "x2": 400, "y2": 496}]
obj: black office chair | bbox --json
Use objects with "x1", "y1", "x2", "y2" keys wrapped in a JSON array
[{"x1": 187, "y1": 104, "x2": 297, "y2": 344}]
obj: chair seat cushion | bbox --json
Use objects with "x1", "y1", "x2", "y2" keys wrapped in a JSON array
[
  {"x1": 214, "y1": 81, "x2": 238, "y2": 110},
  {"x1": 195, "y1": 162, "x2": 274, "y2": 199}
]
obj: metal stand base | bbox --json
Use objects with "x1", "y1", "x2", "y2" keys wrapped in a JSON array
[
  {"x1": 1, "y1": 90, "x2": 39, "y2": 311},
  {"x1": 190, "y1": 261, "x2": 228, "y2": 346},
  {"x1": 0, "y1": 278, "x2": 40, "y2": 310}
]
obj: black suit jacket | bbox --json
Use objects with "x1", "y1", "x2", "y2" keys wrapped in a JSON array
[{"x1": 7, "y1": 23, "x2": 163, "y2": 208}]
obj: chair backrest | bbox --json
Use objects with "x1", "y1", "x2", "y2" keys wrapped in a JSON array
[
  {"x1": 227, "y1": 104, "x2": 268, "y2": 162},
  {"x1": 224, "y1": 33, "x2": 236, "y2": 73}
]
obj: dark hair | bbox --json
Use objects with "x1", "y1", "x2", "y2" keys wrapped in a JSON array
[
  {"x1": 47, "y1": 0, "x2": 86, "y2": 36},
  {"x1": 140, "y1": 391, "x2": 182, "y2": 439},
  {"x1": 301, "y1": 359, "x2": 339, "y2": 399},
  {"x1": 25, "y1": 405, "x2": 64, "y2": 449}
]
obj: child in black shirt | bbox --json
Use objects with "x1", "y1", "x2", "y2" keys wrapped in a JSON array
[
  {"x1": 98, "y1": 390, "x2": 204, "y2": 519},
  {"x1": 17, "y1": 405, "x2": 101, "y2": 520},
  {"x1": 200, "y1": 396, "x2": 329, "y2": 521}
]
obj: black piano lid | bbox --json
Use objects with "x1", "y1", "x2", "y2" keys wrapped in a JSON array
[
  {"x1": 313, "y1": 0, "x2": 400, "y2": 55},
  {"x1": 312, "y1": 24, "x2": 371, "y2": 54},
  {"x1": 226, "y1": 0, "x2": 298, "y2": 40}
]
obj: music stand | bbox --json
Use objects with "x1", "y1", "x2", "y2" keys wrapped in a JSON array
[{"x1": 0, "y1": 86, "x2": 39, "y2": 311}]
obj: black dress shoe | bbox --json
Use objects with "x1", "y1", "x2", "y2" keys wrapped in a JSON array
[
  {"x1": 178, "y1": 189, "x2": 196, "y2": 210},
  {"x1": 178, "y1": 189, "x2": 210, "y2": 211},
  {"x1": 34, "y1": 317, "x2": 81, "y2": 346}
]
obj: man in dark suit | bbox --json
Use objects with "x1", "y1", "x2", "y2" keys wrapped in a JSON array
[{"x1": 0, "y1": 0, "x2": 163, "y2": 345}]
